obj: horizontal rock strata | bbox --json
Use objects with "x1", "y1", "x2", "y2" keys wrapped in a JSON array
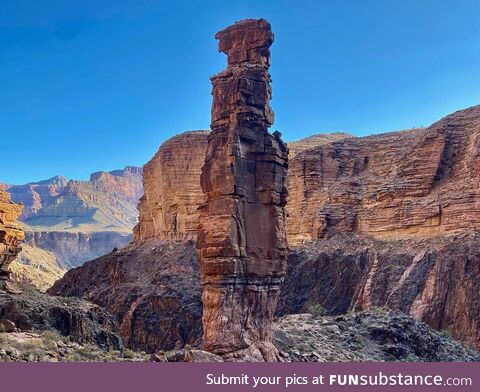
[
  {"x1": 134, "y1": 131, "x2": 208, "y2": 242},
  {"x1": 0, "y1": 188, "x2": 25, "y2": 290},
  {"x1": 197, "y1": 18, "x2": 288, "y2": 361},
  {"x1": 287, "y1": 106, "x2": 480, "y2": 244}
]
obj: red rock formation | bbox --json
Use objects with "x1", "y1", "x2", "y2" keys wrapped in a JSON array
[
  {"x1": 0, "y1": 188, "x2": 25, "y2": 290},
  {"x1": 287, "y1": 106, "x2": 480, "y2": 244},
  {"x1": 196, "y1": 19, "x2": 289, "y2": 361},
  {"x1": 134, "y1": 131, "x2": 208, "y2": 242}
]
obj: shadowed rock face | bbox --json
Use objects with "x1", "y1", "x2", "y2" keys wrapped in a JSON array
[
  {"x1": 197, "y1": 19, "x2": 289, "y2": 361},
  {"x1": 49, "y1": 239, "x2": 202, "y2": 353},
  {"x1": 49, "y1": 234, "x2": 480, "y2": 353},
  {"x1": 277, "y1": 233, "x2": 480, "y2": 349},
  {"x1": 0, "y1": 189, "x2": 25, "y2": 289}
]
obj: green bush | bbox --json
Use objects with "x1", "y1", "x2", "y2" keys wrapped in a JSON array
[{"x1": 307, "y1": 304, "x2": 327, "y2": 319}]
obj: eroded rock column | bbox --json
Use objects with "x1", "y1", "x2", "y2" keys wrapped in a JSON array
[
  {"x1": 197, "y1": 19, "x2": 288, "y2": 361},
  {"x1": 0, "y1": 188, "x2": 25, "y2": 291}
]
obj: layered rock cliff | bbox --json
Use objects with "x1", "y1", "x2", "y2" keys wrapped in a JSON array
[
  {"x1": 134, "y1": 130, "x2": 349, "y2": 246},
  {"x1": 287, "y1": 106, "x2": 480, "y2": 244},
  {"x1": 10, "y1": 244, "x2": 66, "y2": 292},
  {"x1": 134, "y1": 131, "x2": 208, "y2": 242},
  {"x1": 25, "y1": 231, "x2": 131, "y2": 269},
  {"x1": 4, "y1": 166, "x2": 143, "y2": 233},
  {"x1": 196, "y1": 19, "x2": 289, "y2": 361},
  {"x1": 0, "y1": 188, "x2": 25, "y2": 290},
  {"x1": 3, "y1": 167, "x2": 142, "y2": 269}
]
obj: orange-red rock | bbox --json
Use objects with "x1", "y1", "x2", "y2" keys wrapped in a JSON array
[
  {"x1": 287, "y1": 106, "x2": 480, "y2": 244},
  {"x1": 134, "y1": 131, "x2": 208, "y2": 242},
  {"x1": 0, "y1": 188, "x2": 25, "y2": 289},
  {"x1": 197, "y1": 19, "x2": 289, "y2": 361}
]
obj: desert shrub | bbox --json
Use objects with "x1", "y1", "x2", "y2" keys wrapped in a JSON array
[
  {"x1": 122, "y1": 349, "x2": 135, "y2": 359},
  {"x1": 308, "y1": 304, "x2": 327, "y2": 319},
  {"x1": 42, "y1": 330, "x2": 63, "y2": 343}
]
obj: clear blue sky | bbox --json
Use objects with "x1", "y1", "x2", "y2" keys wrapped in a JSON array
[{"x1": 1, "y1": 0, "x2": 479, "y2": 184}]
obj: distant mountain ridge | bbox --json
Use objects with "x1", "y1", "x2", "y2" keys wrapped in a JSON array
[
  {"x1": 3, "y1": 166, "x2": 143, "y2": 233},
  {"x1": 1, "y1": 166, "x2": 143, "y2": 271}
]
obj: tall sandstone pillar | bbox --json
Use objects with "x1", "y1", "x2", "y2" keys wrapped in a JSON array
[{"x1": 197, "y1": 19, "x2": 289, "y2": 361}]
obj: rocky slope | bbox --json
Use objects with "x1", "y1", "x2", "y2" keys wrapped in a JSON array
[
  {"x1": 0, "y1": 331, "x2": 148, "y2": 362},
  {"x1": 3, "y1": 167, "x2": 142, "y2": 269},
  {"x1": 2, "y1": 308, "x2": 476, "y2": 362},
  {"x1": 274, "y1": 310, "x2": 480, "y2": 362},
  {"x1": 10, "y1": 244, "x2": 65, "y2": 291},
  {"x1": 49, "y1": 239, "x2": 202, "y2": 353},
  {"x1": 1, "y1": 284, "x2": 121, "y2": 349},
  {"x1": 277, "y1": 233, "x2": 480, "y2": 349},
  {"x1": 48, "y1": 238, "x2": 480, "y2": 362}
]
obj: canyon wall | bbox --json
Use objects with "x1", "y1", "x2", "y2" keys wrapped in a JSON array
[
  {"x1": 3, "y1": 167, "x2": 142, "y2": 269},
  {"x1": 134, "y1": 131, "x2": 208, "y2": 242},
  {"x1": 134, "y1": 131, "x2": 349, "y2": 246},
  {"x1": 47, "y1": 15, "x2": 480, "y2": 354},
  {"x1": 137, "y1": 106, "x2": 480, "y2": 247},
  {"x1": 5, "y1": 166, "x2": 143, "y2": 232},
  {"x1": 196, "y1": 19, "x2": 288, "y2": 361},
  {"x1": 287, "y1": 106, "x2": 480, "y2": 244},
  {"x1": 25, "y1": 231, "x2": 131, "y2": 269},
  {"x1": 0, "y1": 188, "x2": 25, "y2": 290}
]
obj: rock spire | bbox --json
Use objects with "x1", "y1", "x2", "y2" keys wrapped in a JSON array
[{"x1": 197, "y1": 18, "x2": 289, "y2": 361}]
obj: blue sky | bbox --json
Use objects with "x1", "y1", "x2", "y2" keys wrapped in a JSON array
[{"x1": 1, "y1": 0, "x2": 479, "y2": 184}]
